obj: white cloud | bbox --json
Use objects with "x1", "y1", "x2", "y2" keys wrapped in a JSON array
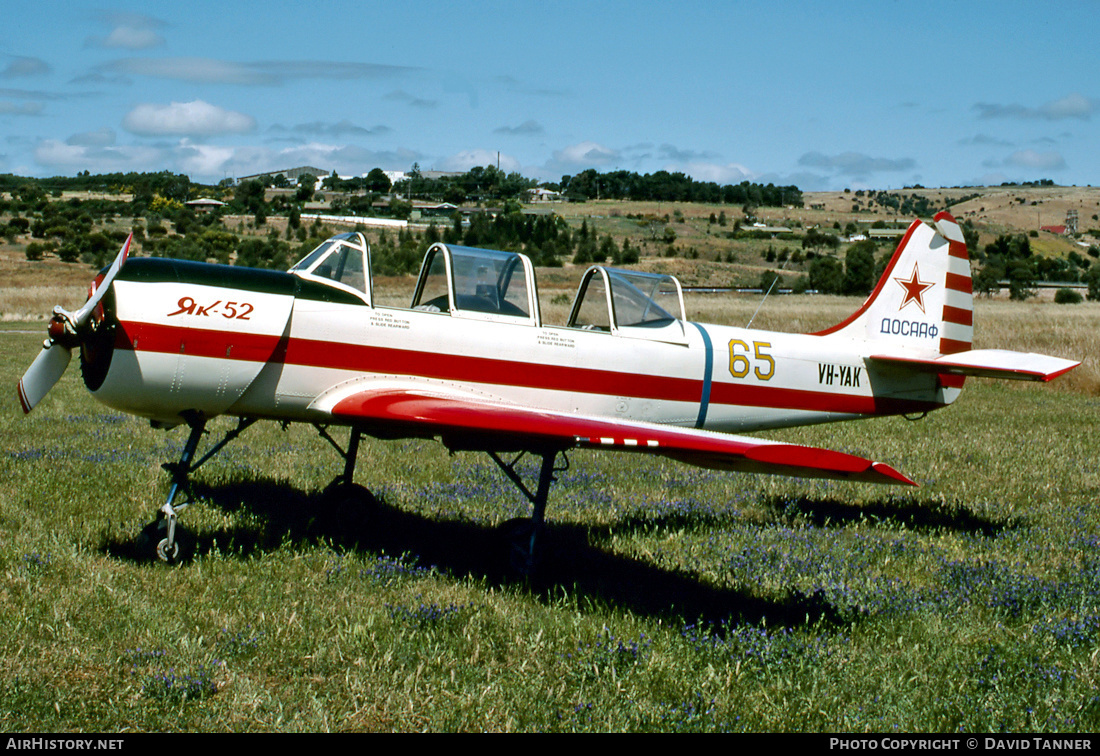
[
  {"x1": 799, "y1": 151, "x2": 915, "y2": 175},
  {"x1": 34, "y1": 140, "x2": 167, "y2": 173},
  {"x1": 384, "y1": 90, "x2": 437, "y2": 109},
  {"x1": 974, "y1": 92, "x2": 1096, "y2": 121},
  {"x1": 1042, "y1": 93, "x2": 1093, "y2": 120},
  {"x1": 670, "y1": 161, "x2": 755, "y2": 184},
  {"x1": 86, "y1": 12, "x2": 167, "y2": 50},
  {"x1": 553, "y1": 141, "x2": 620, "y2": 168},
  {"x1": 1, "y1": 57, "x2": 51, "y2": 79},
  {"x1": 0, "y1": 101, "x2": 43, "y2": 116},
  {"x1": 174, "y1": 141, "x2": 239, "y2": 177},
  {"x1": 176, "y1": 141, "x2": 424, "y2": 182},
  {"x1": 494, "y1": 120, "x2": 544, "y2": 136},
  {"x1": 97, "y1": 58, "x2": 415, "y2": 86},
  {"x1": 100, "y1": 58, "x2": 278, "y2": 86},
  {"x1": 438, "y1": 149, "x2": 521, "y2": 173},
  {"x1": 66, "y1": 128, "x2": 116, "y2": 147},
  {"x1": 122, "y1": 100, "x2": 256, "y2": 137},
  {"x1": 1004, "y1": 149, "x2": 1066, "y2": 171},
  {"x1": 101, "y1": 27, "x2": 165, "y2": 50}
]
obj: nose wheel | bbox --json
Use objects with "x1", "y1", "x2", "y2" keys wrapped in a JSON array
[{"x1": 137, "y1": 517, "x2": 195, "y2": 565}]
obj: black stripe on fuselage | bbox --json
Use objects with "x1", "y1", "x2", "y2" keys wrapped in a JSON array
[{"x1": 116, "y1": 257, "x2": 367, "y2": 305}]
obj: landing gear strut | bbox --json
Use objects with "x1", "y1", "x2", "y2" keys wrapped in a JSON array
[
  {"x1": 488, "y1": 448, "x2": 568, "y2": 575},
  {"x1": 140, "y1": 413, "x2": 257, "y2": 563},
  {"x1": 314, "y1": 425, "x2": 378, "y2": 526}
]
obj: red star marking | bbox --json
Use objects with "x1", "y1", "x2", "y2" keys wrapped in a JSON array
[{"x1": 894, "y1": 264, "x2": 934, "y2": 313}]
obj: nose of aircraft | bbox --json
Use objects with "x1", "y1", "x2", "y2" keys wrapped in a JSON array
[{"x1": 16, "y1": 233, "x2": 132, "y2": 413}]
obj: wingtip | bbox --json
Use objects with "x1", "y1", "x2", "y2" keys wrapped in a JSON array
[
  {"x1": 871, "y1": 461, "x2": 919, "y2": 487},
  {"x1": 1039, "y1": 361, "x2": 1082, "y2": 382}
]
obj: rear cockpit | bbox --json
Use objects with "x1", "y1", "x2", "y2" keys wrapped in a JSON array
[
  {"x1": 288, "y1": 233, "x2": 687, "y2": 341},
  {"x1": 568, "y1": 266, "x2": 688, "y2": 344}
]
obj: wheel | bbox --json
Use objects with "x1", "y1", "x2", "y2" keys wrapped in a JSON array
[
  {"x1": 500, "y1": 517, "x2": 543, "y2": 576},
  {"x1": 137, "y1": 519, "x2": 194, "y2": 565},
  {"x1": 317, "y1": 481, "x2": 379, "y2": 535}
]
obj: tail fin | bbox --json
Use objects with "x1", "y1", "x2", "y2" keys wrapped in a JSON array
[
  {"x1": 817, "y1": 212, "x2": 1079, "y2": 383},
  {"x1": 815, "y1": 212, "x2": 972, "y2": 356}
]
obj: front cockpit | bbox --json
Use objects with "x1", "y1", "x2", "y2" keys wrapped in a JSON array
[{"x1": 289, "y1": 232, "x2": 372, "y2": 305}]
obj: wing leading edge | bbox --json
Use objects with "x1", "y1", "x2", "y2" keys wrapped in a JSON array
[{"x1": 327, "y1": 387, "x2": 916, "y2": 486}]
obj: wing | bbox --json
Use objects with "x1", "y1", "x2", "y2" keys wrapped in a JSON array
[{"x1": 323, "y1": 385, "x2": 916, "y2": 486}]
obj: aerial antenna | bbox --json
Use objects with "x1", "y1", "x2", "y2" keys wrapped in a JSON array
[{"x1": 746, "y1": 249, "x2": 795, "y2": 329}]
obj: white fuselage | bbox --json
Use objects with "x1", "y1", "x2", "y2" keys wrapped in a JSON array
[{"x1": 92, "y1": 267, "x2": 955, "y2": 433}]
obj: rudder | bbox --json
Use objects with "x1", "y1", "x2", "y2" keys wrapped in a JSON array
[{"x1": 815, "y1": 212, "x2": 972, "y2": 356}]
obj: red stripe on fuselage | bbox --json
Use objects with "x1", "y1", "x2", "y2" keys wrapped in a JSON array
[{"x1": 113, "y1": 319, "x2": 942, "y2": 418}]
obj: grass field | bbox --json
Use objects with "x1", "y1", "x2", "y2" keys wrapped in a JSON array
[{"x1": 1, "y1": 294, "x2": 1098, "y2": 732}]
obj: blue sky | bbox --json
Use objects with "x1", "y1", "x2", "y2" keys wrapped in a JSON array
[{"x1": 2, "y1": 0, "x2": 1098, "y2": 191}]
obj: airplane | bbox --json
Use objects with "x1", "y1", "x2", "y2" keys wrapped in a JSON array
[{"x1": 16, "y1": 211, "x2": 1079, "y2": 572}]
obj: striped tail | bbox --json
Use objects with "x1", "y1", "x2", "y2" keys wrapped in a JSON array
[{"x1": 815, "y1": 212, "x2": 973, "y2": 357}]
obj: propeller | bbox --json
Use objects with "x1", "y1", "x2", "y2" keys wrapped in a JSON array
[{"x1": 17, "y1": 234, "x2": 132, "y2": 414}]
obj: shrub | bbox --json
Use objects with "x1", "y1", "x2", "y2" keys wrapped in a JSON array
[{"x1": 1054, "y1": 288, "x2": 1083, "y2": 304}]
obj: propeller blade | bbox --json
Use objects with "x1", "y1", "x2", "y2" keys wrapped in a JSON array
[
  {"x1": 17, "y1": 343, "x2": 72, "y2": 414},
  {"x1": 69, "y1": 233, "x2": 132, "y2": 327}
]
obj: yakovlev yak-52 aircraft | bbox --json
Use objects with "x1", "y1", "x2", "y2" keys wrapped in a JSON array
[{"x1": 17, "y1": 212, "x2": 1079, "y2": 570}]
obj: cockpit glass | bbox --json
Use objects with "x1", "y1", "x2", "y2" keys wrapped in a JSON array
[
  {"x1": 289, "y1": 241, "x2": 335, "y2": 273},
  {"x1": 571, "y1": 274, "x2": 611, "y2": 330},
  {"x1": 448, "y1": 246, "x2": 531, "y2": 318},
  {"x1": 412, "y1": 248, "x2": 450, "y2": 311},
  {"x1": 608, "y1": 270, "x2": 681, "y2": 327},
  {"x1": 313, "y1": 244, "x2": 366, "y2": 293},
  {"x1": 569, "y1": 267, "x2": 684, "y2": 331},
  {"x1": 288, "y1": 234, "x2": 368, "y2": 295}
]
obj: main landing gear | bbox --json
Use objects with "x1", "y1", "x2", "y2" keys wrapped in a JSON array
[
  {"x1": 487, "y1": 449, "x2": 568, "y2": 576},
  {"x1": 139, "y1": 416, "x2": 567, "y2": 575},
  {"x1": 314, "y1": 425, "x2": 379, "y2": 527}
]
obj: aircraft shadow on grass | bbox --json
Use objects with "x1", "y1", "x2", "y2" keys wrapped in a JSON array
[
  {"x1": 760, "y1": 494, "x2": 1016, "y2": 537},
  {"x1": 99, "y1": 476, "x2": 1014, "y2": 632}
]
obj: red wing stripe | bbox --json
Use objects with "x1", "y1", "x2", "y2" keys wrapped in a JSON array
[{"x1": 331, "y1": 390, "x2": 916, "y2": 486}]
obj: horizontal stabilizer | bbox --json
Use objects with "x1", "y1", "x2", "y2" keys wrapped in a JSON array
[
  {"x1": 870, "y1": 349, "x2": 1080, "y2": 382},
  {"x1": 325, "y1": 385, "x2": 917, "y2": 486}
]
